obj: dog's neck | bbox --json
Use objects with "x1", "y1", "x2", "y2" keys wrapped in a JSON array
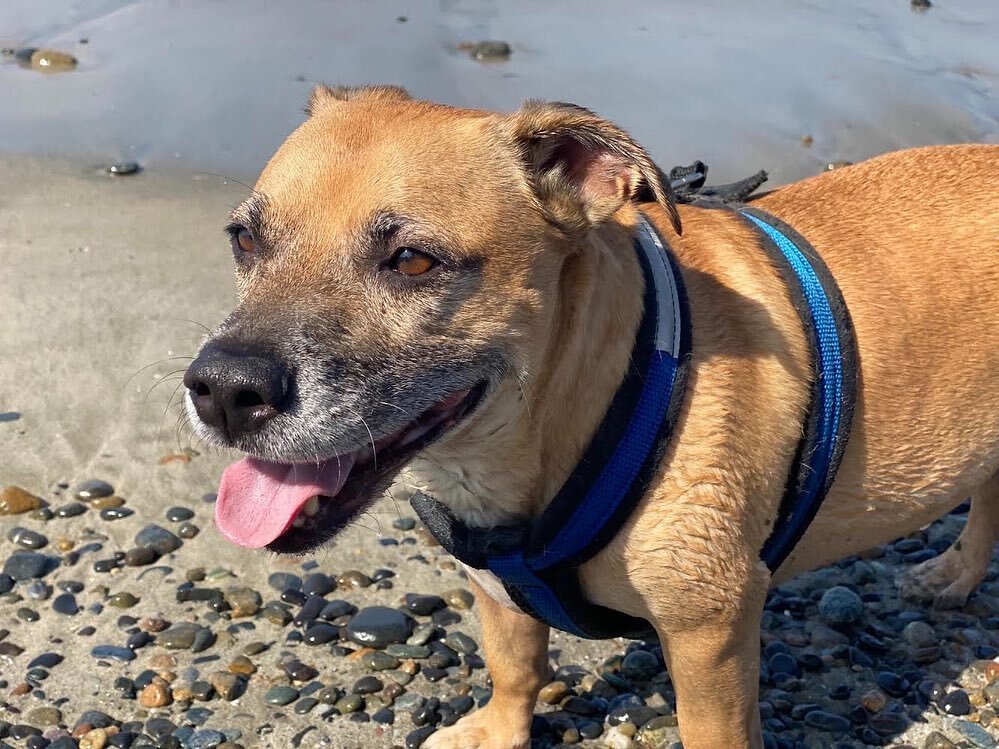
[{"x1": 394, "y1": 214, "x2": 646, "y2": 527}]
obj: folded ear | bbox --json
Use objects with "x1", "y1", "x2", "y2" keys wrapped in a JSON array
[
  {"x1": 504, "y1": 100, "x2": 681, "y2": 236},
  {"x1": 305, "y1": 84, "x2": 412, "y2": 116}
]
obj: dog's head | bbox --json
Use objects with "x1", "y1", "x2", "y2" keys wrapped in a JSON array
[{"x1": 184, "y1": 85, "x2": 679, "y2": 553}]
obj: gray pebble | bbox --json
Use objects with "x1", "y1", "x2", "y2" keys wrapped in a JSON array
[
  {"x1": 346, "y1": 606, "x2": 413, "y2": 648},
  {"x1": 469, "y1": 40, "x2": 512, "y2": 62},
  {"x1": 9, "y1": 527, "x2": 48, "y2": 550},
  {"x1": 107, "y1": 161, "x2": 140, "y2": 176},
  {"x1": 55, "y1": 502, "x2": 87, "y2": 518},
  {"x1": 264, "y1": 685, "x2": 299, "y2": 706},
  {"x1": 52, "y1": 593, "x2": 79, "y2": 615},
  {"x1": 3, "y1": 551, "x2": 52, "y2": 580},
  {"x1": 73, "y1": 479, "x2": 115, "y2": 500},
  {"x1": 817, "y1": 586, "x2": 864, "y2": 626},
  {"x1": 135, "y1": 524, "x2": 182, "y2": 554},
  {"x1": 166, "y1": 506, "x2": 194, "y2": 522}
]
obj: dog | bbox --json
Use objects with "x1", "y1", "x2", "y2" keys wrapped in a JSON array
[{"x1": 183, "y1": 84, "x2": 999, "y2": 749}]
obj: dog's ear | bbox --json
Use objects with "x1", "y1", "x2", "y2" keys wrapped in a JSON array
[
  {"x1": 504, "y1": 100, "x2": 681, "y2": 236},
  {"x1": 305, "y1": 84, "x2": 412, "y2": 116}
]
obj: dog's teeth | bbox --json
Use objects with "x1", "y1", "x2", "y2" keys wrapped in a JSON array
[
  {"x1": 292, "y1": 514, "x2": 307, "y2": 528},
  {"x1": 303, "y1": 496, "x2": 321, "y2": 517}
]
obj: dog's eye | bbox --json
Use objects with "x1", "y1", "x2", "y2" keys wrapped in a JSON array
[
  {"x1": 234, "y1": 228, "x2": 256, "y2": 254},
  {"x1": 388, "y1": 247, "x2": 437, "y2": 276}
]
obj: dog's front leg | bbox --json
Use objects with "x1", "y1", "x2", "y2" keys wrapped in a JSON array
[
  {"x1": 653, "y1": 570, "x2": 768, "y2": 749},
  {"x1": 423, "y1": 579, "x2": 550, "y2": 749}
]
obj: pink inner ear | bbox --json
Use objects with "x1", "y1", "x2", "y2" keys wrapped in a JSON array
[{"x1": 558, "y1": 138, "x2": 636, "y2": 206}]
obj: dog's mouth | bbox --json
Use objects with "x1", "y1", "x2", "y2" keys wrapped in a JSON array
[{"x1": 214, "y1": 383, "x2": 486, "y2": 554}]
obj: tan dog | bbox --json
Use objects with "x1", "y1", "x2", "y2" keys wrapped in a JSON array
[{"x1": 183, "y1": 85, "x2": 999, "y2": 749}]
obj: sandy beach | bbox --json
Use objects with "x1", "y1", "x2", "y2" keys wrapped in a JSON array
[{"x1": 2, "y1": 2, "x2": 999, "y2": 748}]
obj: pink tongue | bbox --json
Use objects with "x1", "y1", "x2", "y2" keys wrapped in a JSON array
[{"x1": 215, "y1": 456, "x2": 356, "y2": 548}]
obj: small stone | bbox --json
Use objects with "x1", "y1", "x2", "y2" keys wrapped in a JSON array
[
  {"x1": 177, "y1": 523, "x2": 200, "y2": 539},
  {"x1": 902, "y1": 620, "x2": 936, "y2": 649},
  {"x1": 55, "y1": 502, "x2": 88, "y2": 517},
  {"x1": 406, "y1": 726, "x2": 436, "y2": 749},
  {"x1": 9, "y1": 527, "x2": 48, "y2": 549},
  {"x1": 911, "y1": 0, "x2": 932, "y2": 11},
  {"x1": 803, "y1": 709, "x2": 851, "y2": 732},
  {"x1": 338, "y1": 570, "x2": 372, "y2": 589},
  {"x1": 139, "y1": 682, "x2": 172, "y2": 708},
  {"x1": 223, "y1": 587, "x2": 261, "y2": 617},
  {"x1": 302, "y1": 573, "x2": 336, "y2": 596},
  {"x1": 363, "y1": 651, "x2": 401, "y2": 671},
  {"x1": 89, "y1": 495, "x2": 125, "y2": 509},
  {"x1": 165, "y1": 506, "x2": 194, "y2": 522},
  {"x1": 135, "y1": 525, "x2": 182, "y2": 554},
  {"x1": 539, "y1": 681, "x2": 570, "y2": 704},
  {"x1": 139, "y1": 616, "x2": 170, "y2": 633},
  {"x1": 468, "y1": 40, "x2": 512, "y2": 62},
  {"x1": 346, "y1": 607, "x2": 413, "y2": 648},
  {"x1": 108, "y1": 592, "x2": 139, "y2": 608},
  {"x1": 951, "y1": 720, "x2": 996, "y2": 747},
  {"x1": 443, "y1": 588, "x2": 474, "y2": 610},
  {"x1": 941, "y1": 689, "x2": 972, "y2": 716},
  {"x1": 91, "y1": 645, "x2": 136, "y2": 661},
  {"x1": 283, "y1": 659, "x2": 319, "y2": 682},
  {"x1": 261, "y1": 602, "x2": 293, "y2": 627},
  {"x1": 265, "y1": 686, "x2": 299, "y2": 706},
  {"x1": 1, "y1": 486, "x2": 43, "y2": 515},
  {"x1": 227, "y1": 655, "x2": 256, "y2": 676},
  {"x1": 73, "y1": 479, "x2": 115, "y2": 500},
  {"x1": 124, "y1": 547, "x2": 159, "y2": 566},
  {"x1": 353, "y1": 676, "x2": 384, "y2": 694},
  {"x1": 304, "y1": 623, "x2": 339, "y2": 645},
  {"x1": 621, "y1": 650, "x2": 660, "y2": 681},
  {"x1": 99, "y1": 507, "x2": 133, "y2": 521},
  {"x1": 159, "y1": 622, "x2": 203, "y2": 649},
  {"x1": 444, "y1": 632, "x2": 478, "y2": 655},
  {"x1": 208, "y1": 672, "x2": 244, "y2": 701},
  {"x1": 107, "y1": 162, "x2": 140, "y2": 176},
  {"x1": 28, "y1": 651, "x2": 64, "y2": 668},
  {"x1": 392, "y1": 517, "x2": 416, "y2": 531},
  {"x1": 4, "y1": 551, "x2": 52, "y2": 580},
  {"x1": 53, "y1": 593, "x2": 80, "y2": 615},
  {"x1": 817, "y1": 586, "x2": 864, "y2": 626},
  {"x1": 406, "y1": 594, "x2": 445, "y2": 616},
  {"x1": 336, "y1": 694, "x2": 365, "y2": 713},
  {"x1": 860, "y1": 689, "x2": 887, "y2": 713},
  {"x1": 26, "y1": 707, "x2": 62, "y2": 726}
]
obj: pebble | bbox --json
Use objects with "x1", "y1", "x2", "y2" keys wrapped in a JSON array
[
  {"x1": 265, "y1": 686, "x2": 299, "y2": 705},
  {"x1": 911, "y1": 0, "x2": 933, "y2": 11},
  {"x1": 468, "y1": 40, "x2": 512, "y2": 62},
  {"x1": 405, "y1": 594, "x2": 445, "y2": 616},
  {"x1": 26, "y1": 707, "x2": 62, "y2": 726},
  {"x1": 9, "y1": 527, "x2": 48, "y2": 549},
  {"x1": 223, "y1": 587, "x2": 261, "y2": 617},
  {"x1": 338, "y1": 570, "x2": 373, "y2": 589},
  {"x1": 406, "y1": 726, "x2": 436, "y2": 748},
  {"x1": 0, "y1": 486, "x2": 43, "y2": 514},
  {"x1": 621, "y1": 650, "x2": 659, "y2": 681},
  {"x1": 90, "y1": 495, "x2": 125, "y2": 509},
  {"x1": 539, "y1": 680, "x2": 570, "y2": 704},
  {"x1": 924, "y1": 732, "x2": 958, "y2": 749},
  {"x1": 159, "y1": 622, "x2": 206, "y2": 650},
  {"x1": 817, "y1": 586, "x2": 864, "y2": 625},
  {"x1": 346, "y1": 607, "x2": 412, "y2": 648},
  {"x1": 392, "y1": 517, "x2": 416, "y2": 531},
  {"x1": 139, "y1": 682, "x2": 173, "y2": 708},
  {"x1": 124, "y1": 547, "x2": 159, "y2": 566},
  {"x1": 443, "y1": 588, "x2": 474, "y2": 610},
  {"x1": 165, "y1": 506, "x2": 194, "y2": 522},
  {"x1": 803, "y1": 709, "x2": 851, "y2": 732},
  {"x1": 100, "y1": 507, "x2": 133, "y2": 521},
  {"x1": 941, "y1": 689, "x2": 972, "y2": 716},
  {"x1": 304, "y1": 623, "x2": 339, "y2": 645},
  {"x1": 302, "y1": 573, "x2": 336, "y2": 596},
  {"x1": 108, "y1": 592, "x2": 139, "y2": 608},
  {"x1": 178, "y1": 522, "x2": 200, "y2": 539},
  {"x1": 4, "y1": 551, "x2": 52, "y2": 580},
  {"x1": 353, "y1": 676, "x2": 384, "y2": 694},
  {"x1": 56, "y1": 501, "x2": 88, "y2": 517},
  {"x1": 91, "y1": 645, "x2": 136, "y2": 661},
  {"x1": 134, "y1": 525, "x2": 182, "y2": 554},
  {"x1": 73, "y1": 479, "x2": 115, "y2": 500},
  {"x1": 107, "y1": 162, "x2": 140, "y2": 176},
  {"x1": 208, "y1": 671, "x2": 244, "y2": 700},
  {"x1": 902, "y1": 620, "x2": 937, "y2": 649}
]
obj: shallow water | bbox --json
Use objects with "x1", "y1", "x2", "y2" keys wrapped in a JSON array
[{"x1": 2, "y1": 0, "x2": 998, "y2": 184}]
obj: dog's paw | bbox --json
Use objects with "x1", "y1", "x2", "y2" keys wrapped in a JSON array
[
  {"x1": 896, "y1": 549, "x2": 976, "y2": 609},
  {"x1": 422, "y1": 709, "x2": 530, "y2": 749}
]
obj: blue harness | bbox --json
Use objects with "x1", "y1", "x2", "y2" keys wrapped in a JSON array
[{"x1": 412, "y1": 204, "x2": 856, "y2": 639}]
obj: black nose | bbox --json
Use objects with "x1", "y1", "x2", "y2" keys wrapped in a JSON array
[{"x1": 183, "y1": 344, "x2": 290, "y2": 440}]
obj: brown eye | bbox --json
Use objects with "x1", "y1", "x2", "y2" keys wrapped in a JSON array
[
  {"x1": 236, "y1": 228, "x2": 256, "y2": 253},
  {"x1": 389, "y1": 247, "x2": 437, "y2": 276}
]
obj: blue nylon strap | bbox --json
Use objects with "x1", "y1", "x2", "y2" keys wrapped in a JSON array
[
  {"x1": 740, "y1": 211, "x2": 844, "y2": 570},
  {"x1": 486, "y1": 552, "x2": 589, "y2": 637},
  {"x1": 528, "y1": 352, "x2": 679, "y2": 570}
]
